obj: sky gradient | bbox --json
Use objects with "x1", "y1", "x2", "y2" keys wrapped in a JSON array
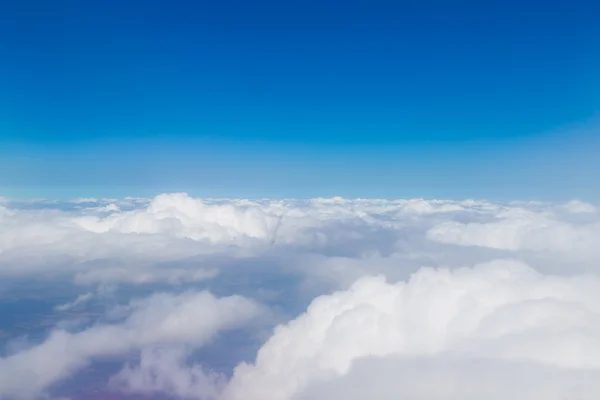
[{"x1": 1, "y1": 0, "x2": 599, "y2": 200}]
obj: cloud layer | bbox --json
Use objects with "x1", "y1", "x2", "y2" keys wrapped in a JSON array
[
  {"x1": 0, "y1": 193, "x2": 599, "y2": 399},
  {"x1": 2, "y1": 193, "x2": 599, "y2": 283}
]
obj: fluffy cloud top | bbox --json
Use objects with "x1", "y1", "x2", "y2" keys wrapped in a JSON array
[
  {"x1": 1, "y1": 192, "x2": 598, "y2": 285},
  {"x1": 225, "y1": 259, "x2": 600, "y2": 400}
]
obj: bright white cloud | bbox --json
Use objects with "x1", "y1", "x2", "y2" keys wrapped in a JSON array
[{"x1": 224, "y1": 259, "x2": 600, "y2": 400}]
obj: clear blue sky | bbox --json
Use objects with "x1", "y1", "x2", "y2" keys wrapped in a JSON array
[{"x1": 1, "y1": 0, "x2": 599, "y2": 200}]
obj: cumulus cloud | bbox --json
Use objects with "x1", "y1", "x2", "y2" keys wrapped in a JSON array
[
  {"x1": 224, "y1": 259, "x2": 600, "y2": 400},
  {"x1": 0, "y1": 291, "x2": 261, "y2": 399}
]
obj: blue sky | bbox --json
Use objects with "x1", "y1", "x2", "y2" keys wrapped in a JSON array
[{"x1": 1, "y1": 0, "x2": 599, "y2": 200}]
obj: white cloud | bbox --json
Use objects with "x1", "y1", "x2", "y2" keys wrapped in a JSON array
[
  {"x1": 73, "y1": 193, "x2": 282, "y2": 243},
  {"x1": 71, "y1": 198, "x2": 101, "y2": 204},
  {"x1": 1, "y1": 193, "x2": 600, "y2": 399},
  {"x1": 0, "y1": 291, "x2": 261, "y2": 399},
  {"x1": 110, "y1": 346, "x2": 226, "y2": 400},
  {"x1": 427, "y1": 206, "x2": 600, "y2": 259},
  {"x1": 224, "y1": 259, "x2": 600, "y2": 400},
  {"x1": 1, "y1": 193, "x2": 490, "y2": 285},
  {"x1": 563, "y1": 199, "x2": 597, "y2": 213},
  {"x1": 54, "y1": 292, "x2": 94, "y2": 311},
  {"x1": 297, "y1": 356, "x2": 600, "y2": 400},
  {"x1": 0, "y1": 193, "x2": 502, "y2": 267}
]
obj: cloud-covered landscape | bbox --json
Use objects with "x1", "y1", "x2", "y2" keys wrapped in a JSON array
[{"x1": 1, "y1": 193, "x2": 599, "y2": 399}]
